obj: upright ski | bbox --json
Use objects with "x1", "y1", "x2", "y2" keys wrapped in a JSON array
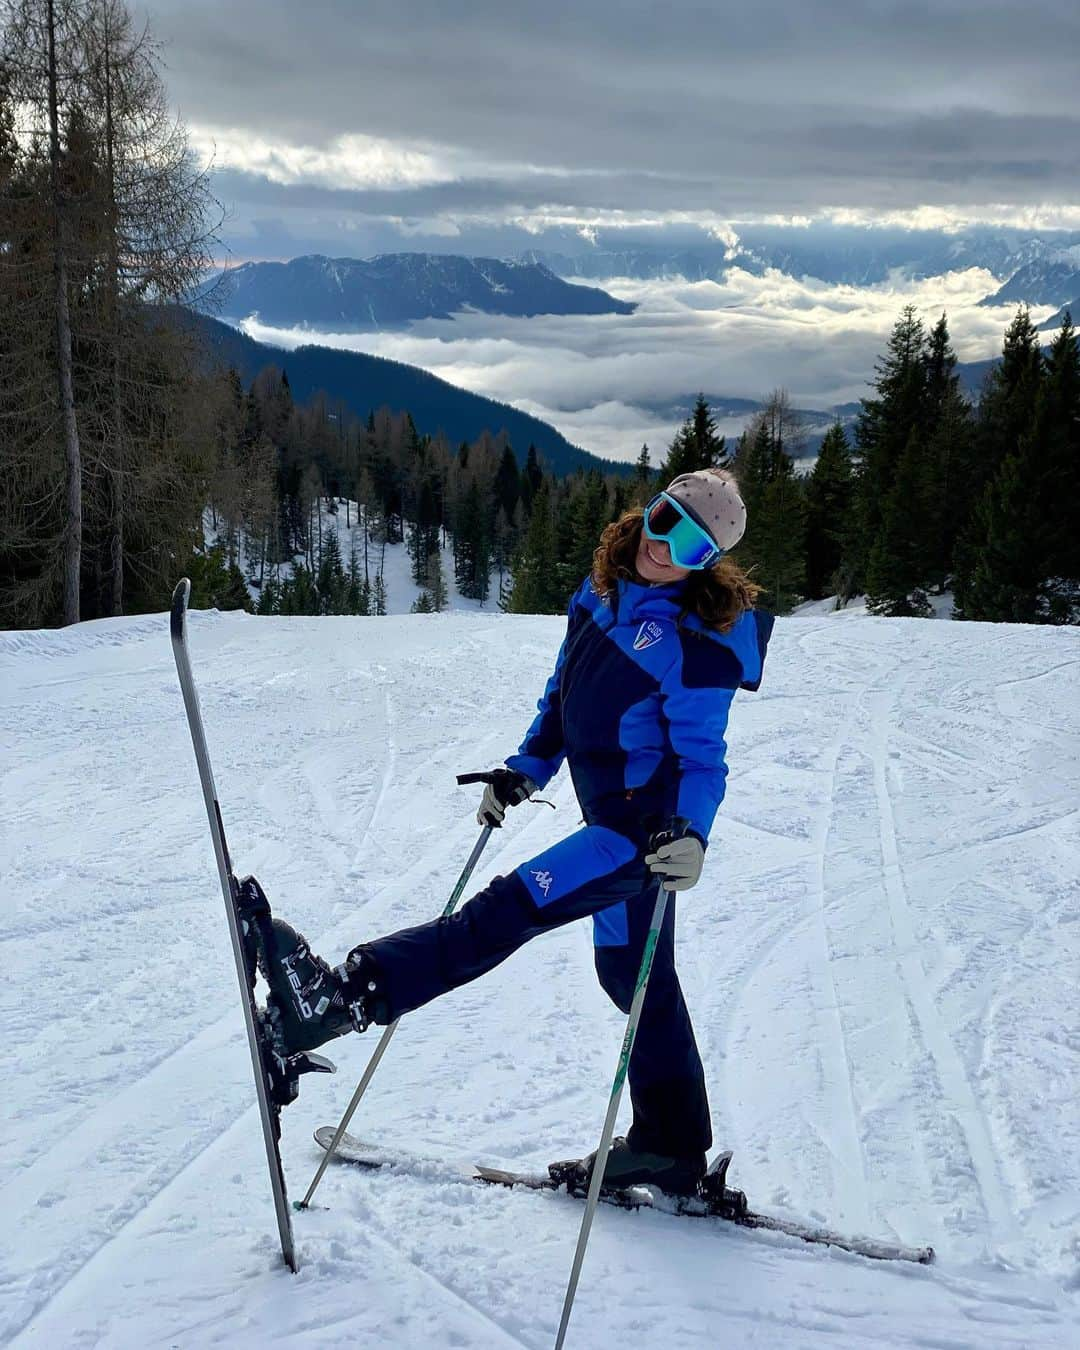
[{"x1": 170, "y1": 579, "x2": 332, "y2": 1273}]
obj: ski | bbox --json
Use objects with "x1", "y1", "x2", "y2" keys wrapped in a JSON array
[
  {"x1": 313, "y1": 1127, "x2": 934, "y2": 1266},
  {"x1": 170, "y1": 579, "x2": 333, "y2": 1273}
]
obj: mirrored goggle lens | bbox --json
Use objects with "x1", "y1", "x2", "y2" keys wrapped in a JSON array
[
  {"x1": 645, "y1": 497, "x2": 718, "y2": 568},
  {"x1": 666, "y1": 521, "x2": 719, "y2": 568},
  {"x1": 645, "y1": 496, "x2": 683, "y2": 536}
]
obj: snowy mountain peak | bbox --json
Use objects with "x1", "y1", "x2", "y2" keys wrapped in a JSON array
[{"x1": 220, "y1": 253, "x2": 635, "y2": 329}]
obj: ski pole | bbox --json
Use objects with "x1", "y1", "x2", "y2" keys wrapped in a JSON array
[
  {"x1": 554, "y1": 879, "x2": 671, "y2": 1350},
  {"x1": 298, "y1": 822, "x2": 494, "y2": 1209}
]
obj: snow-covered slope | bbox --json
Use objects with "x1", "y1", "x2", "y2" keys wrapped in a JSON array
[{"x1": 2, "y1": 609, "x2": 1078, "y2": 1347}]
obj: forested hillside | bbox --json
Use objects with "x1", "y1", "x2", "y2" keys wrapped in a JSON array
[{"x1": 184, "y1": 310, "x2": 609, "y2": 477}]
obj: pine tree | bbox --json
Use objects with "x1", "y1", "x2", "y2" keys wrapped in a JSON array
[
  {"x1": 408, "y1": 477, "x2": 440, "y2": 584},
  {"x1": 256, "y1": 575, "x2": 280, "y2": 615},
  {"x1": 953, "y1": 313, "x2": 1080, "y2": 625},
  {"x1": 804, "y1": 424, "x2": 853, "y2": 600},
  {"x1": 188, "y1": 542, "x2": 250, "y2": 612},
  {"x1": 919, "y1": 316, "x2": 976, "y2": 593},
  {"x1": 493, "y1": 444, "x2": 520, "y2": 522},
  {"x1": 752, "y1": 457, "x2": 806, "y2": 613},
  {"x1": 957, "y1": 447, "x2": 1043, "y2": 622},
  {"x1": 427, "y1": 549, "x2": 448, "y2": 612},
  {"x1": 343, "y1": 548, "x2": 365, "y2": 615},
  {"x1": 1030, "y1": 312, "x2": 1080, "y2": 621},
  {"x1": 520, "y1": 444, "x2": 543, "y2": 516},
  {"x1": 731, "y1": 417, "x2": 770, "y2": 534},
  {"x1": 288, "y1": 561, "x2": 320, "y2": 615},
  {"x1": 852, "y1": 306, "x2": 927, "y2": 595},
  {"x1": 559, "y1": 471, "x2": 609, "y2": 597},
  {"x1": 631, "y1": 443, "x2": 654, "y2": 505},
  {"x1": 733, "y1": 407, "x2": 806, "y2": 612},
  {"x1": 975, "y1": 307, "x2": 1043, "y2": 498},
  {"x1": 954, "y1": 309, "x2": 1046, "y2": 619},
  {"x1": 865, "y1": 428, "x2": 934, "y2": 616},
  {"x1": 454, "y1": 475, "x2": 491, "y2": 601},
  {"x1": 658, "y1": 394, "x2": 728, "y2": 480},
  {"x1": 372, "y1": 571, "x2": 387, "y2": 616},
  {"x1": 0, "y1": 0, "x2": 219, "y2": 626},
  {"x1": 508, "y1": 479, "x2": 560, "y2": 613},
  {"x1": 316, "y1": 529, "x2": 347, "y2": 613}
]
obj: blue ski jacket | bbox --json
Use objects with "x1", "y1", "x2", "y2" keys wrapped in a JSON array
[{"x1": 505, "y1": 576, "x2": 773, "y2": 850}]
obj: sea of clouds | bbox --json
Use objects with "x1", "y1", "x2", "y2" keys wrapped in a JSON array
[{"x1": 239, "y1": 267, "x2": 1057, "y2": 463}]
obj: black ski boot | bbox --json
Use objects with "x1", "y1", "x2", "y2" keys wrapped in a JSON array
[
  {"x1": 257, "y1": 913, "x2": 386, "y2": 1055},
  {"x1": 550, "y1": 1136, "x2": 707, "y2": 1198}
]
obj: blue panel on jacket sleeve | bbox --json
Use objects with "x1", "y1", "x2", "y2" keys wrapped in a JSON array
[
  {"x1": 516, "y1": 824, "x2": 637, "y2": 907},
  {"x1": 660, "y1": 641, "x2": 734, "y2": 843}
]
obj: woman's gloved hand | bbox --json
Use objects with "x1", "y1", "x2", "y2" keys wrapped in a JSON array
[
  {"x1": 644, "y1": 832, "x2": 705, "y2": 892},
  {"x1": 477, "y1": 768, "x2": 537, "y2": 827}
]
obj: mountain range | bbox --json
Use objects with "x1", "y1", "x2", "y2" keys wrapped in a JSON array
[
  {"x1": 978, "y1": 257, "x2": 1080, "y2": 308},
  {"x1": 521, "y1": 224, "x2": 1080, "y2": 297},
  {"x1": 220, "y1": 233, "x2": 1080, "y2": 340},
  {"x1": 219, "y1": 253, "x2": 635, "y2": 329}
]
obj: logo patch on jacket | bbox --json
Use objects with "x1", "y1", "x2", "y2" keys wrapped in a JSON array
[
  {"x1": 530, "y1": 868, "x2": 554, "y2": 896},
  {"x1": 633, "y1": 620, "x2": 665, "y2": 651}
]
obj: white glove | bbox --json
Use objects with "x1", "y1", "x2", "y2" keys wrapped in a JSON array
[{"x1": 644, "y1": 834, "x2": 705, "y2": 892}]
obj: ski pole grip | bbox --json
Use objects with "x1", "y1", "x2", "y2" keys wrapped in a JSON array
[{"x1": 456, "y1": 771, "x2": 498, "y2": 786}]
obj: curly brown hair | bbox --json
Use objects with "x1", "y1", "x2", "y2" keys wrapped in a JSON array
[{"x1": 591, "y1": 509, "x2": 761, "y2": 632}]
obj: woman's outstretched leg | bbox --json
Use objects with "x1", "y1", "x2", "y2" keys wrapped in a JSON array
[{"x1": 260, "y1": 824, "x2": 648, "y2": 1056}]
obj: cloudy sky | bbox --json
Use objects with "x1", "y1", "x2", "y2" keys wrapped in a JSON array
[
  {"x1": 142, "y1": 0, "x2": 1080, "y2": 262},
  {"x1": 240, "y1": 266, "x2": 1053, "y2": 461},
  {"x1": 136, "y1": 1, "x2": 1078, "y2": 460}
]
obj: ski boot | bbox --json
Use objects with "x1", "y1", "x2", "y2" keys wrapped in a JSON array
[
  {"x1": 235, "y1": 877, "x2": 388, "y2": 1105},
  {"x1": 232, "y1": 876, "x2": 347, "y2": 1107},
  {"x1": 550, "y1": 1135, "x2": 707, "y2": 1198},
  {"x1": 257, "y1": 916, "x2": 387, "y2": 1055}
]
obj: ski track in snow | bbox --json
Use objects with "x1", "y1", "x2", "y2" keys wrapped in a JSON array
[{"x1": 2, "y1": 609, "x2": 1079, "y2": 1348}]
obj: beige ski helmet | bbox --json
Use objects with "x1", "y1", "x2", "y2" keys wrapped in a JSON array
[{"x1": 664, "y1": 468, "x2": 747, "y2": 553}]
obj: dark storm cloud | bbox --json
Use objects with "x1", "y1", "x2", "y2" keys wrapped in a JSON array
[
  {"x1": 209, "y1": 169, "x2": 722, "y2": 218},
  {"x1": 141, "y1": 0, "x2": 1080, "y2": 255}
]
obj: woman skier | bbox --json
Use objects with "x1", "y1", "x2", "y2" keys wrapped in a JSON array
[{"x1": 261, "y1": 467, "x2": 773, "y2": 1196}]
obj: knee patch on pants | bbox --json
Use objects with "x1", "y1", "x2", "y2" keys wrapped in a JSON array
[{"x1": 515, "y1": 824, "x2": 638, "y2": 909}]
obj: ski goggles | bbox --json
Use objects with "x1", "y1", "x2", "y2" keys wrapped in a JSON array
[{"x1": 642, "y1": 492, "x2": 723, "y2": 570}]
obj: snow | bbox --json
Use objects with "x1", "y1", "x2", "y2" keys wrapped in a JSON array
[
  {"x1": 2, "y1": 608, "x2": 1079, "y2": 1348},
  {"x1": 793, "y1": 593, "x2": 957, "y2": 620}
]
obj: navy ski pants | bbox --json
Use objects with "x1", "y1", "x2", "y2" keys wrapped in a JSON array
[{"x1": 362, "y1": 824, "x2": 712, "y2": 1159}]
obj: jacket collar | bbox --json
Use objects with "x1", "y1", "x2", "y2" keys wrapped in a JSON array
[{"x1": 614, "y1": 577, "x2": 685, "y2": 622}]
